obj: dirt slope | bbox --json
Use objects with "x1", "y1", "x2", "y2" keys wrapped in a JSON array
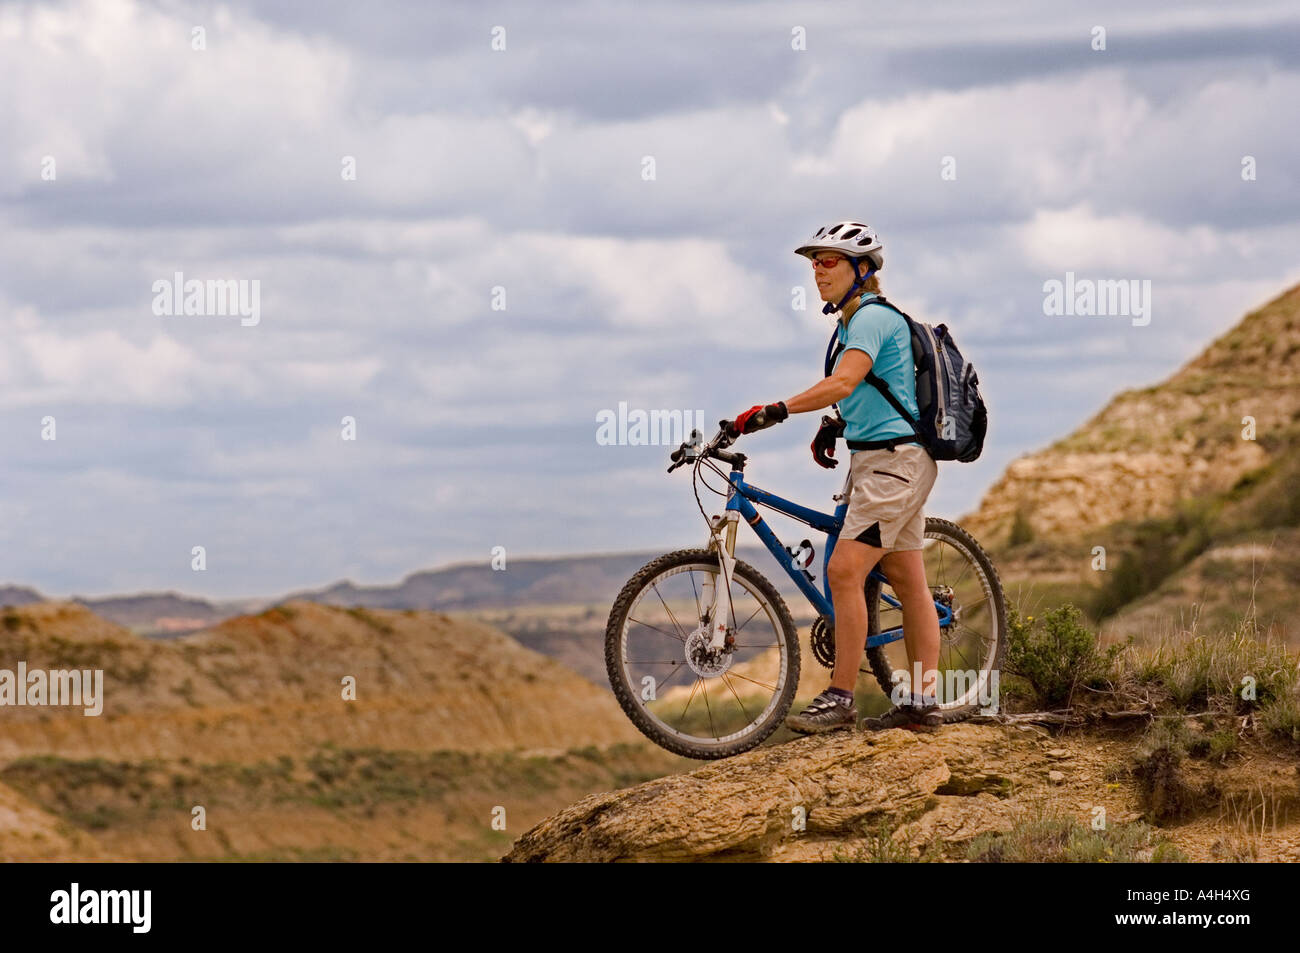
[
  {"x1": 0, "y1": 601, "x2": 642, "y2": 763},
  {"x1": 0, "y1": 779, "x2": 107, "y2": 861},
  {"x1": 0, "y1": 601, "x2": 688, "y2": 861}
]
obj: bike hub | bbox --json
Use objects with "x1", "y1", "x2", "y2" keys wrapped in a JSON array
[{"x1": 684, "y1": 628, "x2": 734, "y2": 678}]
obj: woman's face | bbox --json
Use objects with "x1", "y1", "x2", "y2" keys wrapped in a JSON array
[{"x1": 810, "y1": 252, "x2": 864, "y2": 304}]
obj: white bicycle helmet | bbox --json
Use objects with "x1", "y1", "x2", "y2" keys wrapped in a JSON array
[
  {"x1": 795, "y1": 221, "x2": 884, "y2": 314},
  {"x1": 794, "y1": 221, "x2": 884, "y2": 272}
]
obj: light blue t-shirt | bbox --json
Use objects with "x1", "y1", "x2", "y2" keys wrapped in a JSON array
[{"x1": 832, "y1": 292, "x2": 920, "y2": 445}]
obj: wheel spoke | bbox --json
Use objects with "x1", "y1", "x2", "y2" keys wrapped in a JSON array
[
  {"x1": 733, "y1": 602, "x2": 764, "y2": 634},
  {"x1": 653, "y1": 582, "x2": 689, "y2": 640},
  {"x1": 678, "y1": 677, "x2": 703, "y2": 720},
  {"x1": 945, "y1": 558, "x2": 974, "y2": 589},
  {"x1": 721, "y1": 673, "x2": 753, "y2": 725},
  {"x1": 654, "y1": 661, "x2": 691, "y2": 693},
  {"x1": 627, "y1": 617, "x2": 686, "y2": 643},
  {"x1": 724, "y1": 669, "x2": 778, "y2": 694}
]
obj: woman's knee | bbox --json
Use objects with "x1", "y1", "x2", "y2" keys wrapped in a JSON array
[
  {"x1": 827, "y1": 549, "x2": 867, "y2": 589},
  {"x1": 881, "y1": 552, "x2": 926, "y2": 595}
]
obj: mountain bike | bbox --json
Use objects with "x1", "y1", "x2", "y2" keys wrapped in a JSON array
[{"x1": 605, "y1": 423, "x2": 1006, "y2": 759}]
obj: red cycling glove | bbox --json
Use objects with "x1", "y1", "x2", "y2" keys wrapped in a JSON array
[{"x1": 728, "y1": 401, "x2": 789, "y2": 437}]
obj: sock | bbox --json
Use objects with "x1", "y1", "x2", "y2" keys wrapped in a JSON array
[{"x1": 826, "y1": 686, "x2": 854, "y2": 706}]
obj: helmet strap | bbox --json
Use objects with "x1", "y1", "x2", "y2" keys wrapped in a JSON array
[{"x1": 821, "y1": 259, "x2": 878, "y2": 315}]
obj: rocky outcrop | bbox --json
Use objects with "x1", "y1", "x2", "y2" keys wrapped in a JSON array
[
  {"x1": 961, "y1": 284, "x2": 1300, "y2": 549},
  {"x1": 965, "y1": 444, "x2": 1270, "y2": 548},
  {"x1": 503, "y1": 723, "x2": 1133, "y2": 862},
  {"x1": 503, "y1": 716, "x2": 1300, "y2": 863}
]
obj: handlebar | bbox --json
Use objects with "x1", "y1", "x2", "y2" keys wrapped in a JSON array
[{"x1": 666, "y1": 422, "x2": 746, "y2": 473}]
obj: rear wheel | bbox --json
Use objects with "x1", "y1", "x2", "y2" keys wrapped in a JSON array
[
  {"x1": 605, "y1": 549, "x2": 801, "y2": 760},
  {"x1": 864, "y1": 517, "x2": 1006, "y2": 722}
]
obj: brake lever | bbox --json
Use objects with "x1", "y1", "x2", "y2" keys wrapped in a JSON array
[
  {"x1": 667, "y1": 426, "x2": 732, "y2": 474},
  {"x1": 667, "y1": 430, "x2": 700, "y2": 473}
]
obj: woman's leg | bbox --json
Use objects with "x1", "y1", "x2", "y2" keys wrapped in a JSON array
[
  {"x1": 879, "y1": 548, "x2": 940, "y2": 702},
  {"x1": 825, "y1": 537, "x2": 886, "y2": 694}
]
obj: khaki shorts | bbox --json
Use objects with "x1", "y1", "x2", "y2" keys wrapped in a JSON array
[{"x1": 838, "y1": 443, "x2": 938, "y2": 551}]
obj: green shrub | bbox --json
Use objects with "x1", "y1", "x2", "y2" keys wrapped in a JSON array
[
  {"x1": 831, "y1": 816, "x2": 942, "y2": 863},
  {"x1": 1259, "y1": 690, "x2": 1300, "y2": 746},
  {"x1": 1090, "y1": 502, "x2": 1217, "y2": 619},
  {"x1": 1187, "y1": 728, "x2": 1238, "y2": 762},
  {"x1": 967, "y1": 809, "x2": 1178, "y2": 862},
  {"x1": 1008, "y1": 506, "x2": 1035, "y2": 547},
  {"x1": 1003, "y1": 603, "x2": 1120, "y2": 708},
  {"x1": 1131, "y1": 719, "x2": 1200, "y2": 824}
]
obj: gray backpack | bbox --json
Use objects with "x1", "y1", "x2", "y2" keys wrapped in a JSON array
[{"x1": 824, "y1": 295, "x2": 987, "y2": 462}]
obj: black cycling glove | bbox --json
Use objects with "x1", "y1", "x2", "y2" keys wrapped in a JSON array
[{"x1": 811, "y1": 414, "x2": 846, "y2": 468}]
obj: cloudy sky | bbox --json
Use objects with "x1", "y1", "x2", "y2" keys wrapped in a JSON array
[{"x1": 2, "y1": 0, "x2": 1298, "y2": 600}]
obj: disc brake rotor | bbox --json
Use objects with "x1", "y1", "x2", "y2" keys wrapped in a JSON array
[{"x1": 684, "y1": 628, "x2": 734, "y2": 678}]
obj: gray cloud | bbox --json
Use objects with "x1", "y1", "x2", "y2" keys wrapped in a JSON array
[{"x1": 1, "y1": 0, "x2": 1298, "y2": 597}]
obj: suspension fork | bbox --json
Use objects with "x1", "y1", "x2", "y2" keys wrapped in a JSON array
[{"x1": 700, "y1": 509, "x2": 740, "y2": 650}]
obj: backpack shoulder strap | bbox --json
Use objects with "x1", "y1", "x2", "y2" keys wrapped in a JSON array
[
  {"x1": 851, "y1": 296, "x2": 921, "y2": 432},
  {"x1": 864, "y1": 294, "x2": 908, "y2": 320},
  {"x1": 864, "y1": 369, "x2": 921, "y2": 432},
  {"x1": 822, "y1": 296, "x2": 921, "y2": 433},
  {"x1": 824, "y1": 295, "x2": 895, "y2": 376},
  {"x1": 823, "y1": 324, "x2": 845, "y2": 413},
  {"x1": 823, "y1": 324, "x2": 843, "y2": 378}
]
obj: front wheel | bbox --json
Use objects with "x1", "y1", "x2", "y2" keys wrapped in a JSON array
[
  {"x1": 605, "y1": 549, "x2": 801, "y2": 760},
  {"x1": 864, "y1": 517, "x2": 1007, "y2": 722}
]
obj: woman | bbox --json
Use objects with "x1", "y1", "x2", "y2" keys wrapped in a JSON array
[{"x1": 725, "y1": 221, "x2": 942, "y2": 734}]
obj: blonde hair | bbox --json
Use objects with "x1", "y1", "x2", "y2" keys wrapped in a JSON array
[{"x1": 856, "y1": 262, "x2": 881, "y2": 294}]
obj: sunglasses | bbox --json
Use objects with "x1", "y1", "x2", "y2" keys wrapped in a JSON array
[{"x1": 810, "y1": 255, "x2": 846, "y2": 269}]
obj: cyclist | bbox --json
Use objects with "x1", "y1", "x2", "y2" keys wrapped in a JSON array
[{"x1": 724, "y1": 221, "x2": 942, "y2": 734}]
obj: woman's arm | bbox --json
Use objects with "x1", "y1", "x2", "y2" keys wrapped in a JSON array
[{"x1": 782, "y1": 348, "x2": 873, "y2": 415}]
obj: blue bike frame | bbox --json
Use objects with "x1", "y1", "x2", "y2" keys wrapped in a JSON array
[{"x1": 722, "y1": 467, "x2": 953, "y2": 649}]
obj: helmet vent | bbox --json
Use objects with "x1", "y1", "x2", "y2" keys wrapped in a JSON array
[{"x1": 840, "y1": 227, "x2": 861, "y2": 240}]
